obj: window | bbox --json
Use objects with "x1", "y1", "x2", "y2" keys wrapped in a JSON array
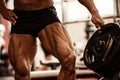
[{"x1": 54, "y1": 0, "x2": 114, "y2": 22}]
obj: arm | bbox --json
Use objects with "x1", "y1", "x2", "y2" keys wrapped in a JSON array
[
  {"x1": 78, "y1": 0, "x2": 104, "y2": 28},
  {"x1": 0, "y1": 0, "x2": 7, "y2": 12},
  {"x1": 78, "y1": 0, "x2": 99, "y2": 15},
  {"x1": 0, "y1": 0, "x2": 17, "y2": 25}
]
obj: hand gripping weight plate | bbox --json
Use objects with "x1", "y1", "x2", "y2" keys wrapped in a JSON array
[{"x1": 83, "y1": 23, "x2": 120, "y2": 77}]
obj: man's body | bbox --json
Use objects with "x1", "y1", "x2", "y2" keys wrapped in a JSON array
[{"x1": 0, "y1": 0, "x2": 104, "y2": 80}]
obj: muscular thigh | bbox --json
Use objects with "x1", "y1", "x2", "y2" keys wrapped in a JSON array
[
  {"x1": 38, "y1": 22, "x2": 74, "y2": 59},
  {"x1": 8, "y1": 34, "x2": 37, "y2": 68}
]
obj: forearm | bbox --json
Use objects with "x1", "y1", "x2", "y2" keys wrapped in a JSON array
[
  {"x1": 0, "y1": 0, "x2": 7, "y2": 13},
  {"x1": 78, "y1": 0, "x2": 99, "y2": 16}
]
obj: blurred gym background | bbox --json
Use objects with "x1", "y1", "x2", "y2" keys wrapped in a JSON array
[{"x1": 0, "y1": 0, "x2": 119, "y2": 80}]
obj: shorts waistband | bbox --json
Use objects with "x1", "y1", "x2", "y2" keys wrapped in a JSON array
[{"x1": 14, "y1": 6, "x2": 55, "y2": 14}]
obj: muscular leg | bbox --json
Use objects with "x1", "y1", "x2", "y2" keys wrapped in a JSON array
[
  {"x1": 38, "y1": 22, "x2": 76, "y2": 80},
  {"x1": 8, "y1": 34, "x2": 37, "y2": 80}
]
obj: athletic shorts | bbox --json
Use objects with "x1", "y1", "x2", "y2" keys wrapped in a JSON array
[{"x1": 11, "y1": 6, "x2": 60, "y2": 37}]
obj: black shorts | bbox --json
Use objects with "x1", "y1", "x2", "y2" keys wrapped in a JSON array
[{"x1": 11, "y1": 6, "x2": 60, "y2": 37}]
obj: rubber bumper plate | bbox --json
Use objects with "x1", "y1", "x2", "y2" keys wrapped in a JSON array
[{"x1": 83, "y1": 23, "x2": 120, "y2": 77}]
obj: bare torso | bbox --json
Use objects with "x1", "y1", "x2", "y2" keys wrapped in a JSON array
[{"x1": 14, "y1": 0, "x2": 54, "y2": 10}]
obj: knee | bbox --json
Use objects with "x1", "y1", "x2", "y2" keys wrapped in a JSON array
[
  {"x1": 61, "y1": 53, "x2": 76, "y2": 71},
  {"x1": 15, "y1": 62, "x2": 30, "y2": 77},
  {"x1": 56, "y1": 43, "x2": 76, "y2": 71},
  {"x1": 67, "y1": 53, "x2": 76, "y2": 66}
]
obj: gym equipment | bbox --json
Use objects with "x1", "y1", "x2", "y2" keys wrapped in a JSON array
[
  {"x1": 83, "y1": 23, "x2": 120, "y2": 77},
  {"x1": 40, "y1": 60, "x2": 60, "y2": 70}
]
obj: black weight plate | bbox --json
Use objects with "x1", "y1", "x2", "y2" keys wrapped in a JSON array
[{"x1": 83, "y1": 23, "x2": 120, "y2": 77}]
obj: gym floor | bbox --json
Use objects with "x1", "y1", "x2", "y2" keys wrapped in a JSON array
[
  {"x1": 0, "y1": 68, "x2": 100, "y2": 80},
  {"x1": 0, "y1": 76, "x2": 99, "y2": 80}
]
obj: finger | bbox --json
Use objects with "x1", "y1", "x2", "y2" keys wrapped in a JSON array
[
  {"x1": 9, "y1": 17, "x2": 16, "y2": 25},
  {"x1": 12, "y1": 13, "x2": 18, "y2": 19},
  {"x1": 11, "y1": 14, "x2": 17, "y2": 24},
  {"x1": 95, "y1": 23, "x2": 101, "y2": 30},
  {"x1": 97, "y1": 21, "x2": 104, "y2": 29}
]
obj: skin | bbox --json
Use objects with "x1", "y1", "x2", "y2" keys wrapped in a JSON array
[{"x1": 0, "y1": 0, "x2": 104, "y2": 80}]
